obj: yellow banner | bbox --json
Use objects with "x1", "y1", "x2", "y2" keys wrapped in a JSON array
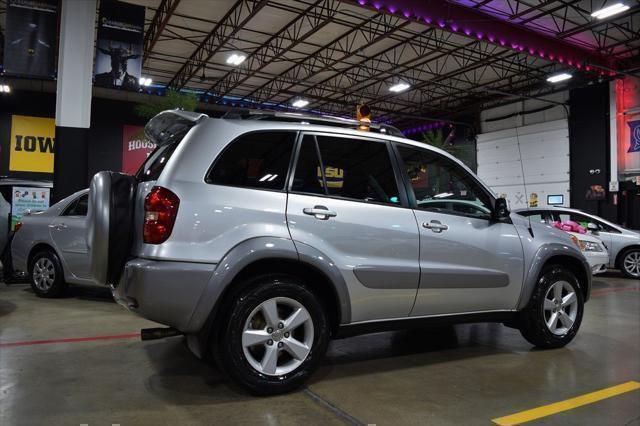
[{"x1": 9, "y1": 115, "x2": 55, "y2": 173}]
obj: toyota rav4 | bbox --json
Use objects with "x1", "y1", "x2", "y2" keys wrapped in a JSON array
[{"x1": 86, "y1": 110, "x2": 591, "y2": 395}]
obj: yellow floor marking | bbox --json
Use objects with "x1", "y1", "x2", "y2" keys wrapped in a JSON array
[{"x1": 492, "y1": 381, "x2": 640, "y2": 425}]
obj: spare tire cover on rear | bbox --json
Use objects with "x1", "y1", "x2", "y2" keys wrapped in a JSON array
[{"x1": 87, "y1": 171, "x2": 137, "y2": 286}]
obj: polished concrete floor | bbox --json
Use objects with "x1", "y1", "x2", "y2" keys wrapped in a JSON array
[{"x1": 1, "y1": 272, "x2": 638, "y2": 426}]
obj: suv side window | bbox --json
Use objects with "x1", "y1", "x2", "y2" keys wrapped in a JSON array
[
  {"x1": 206, "y1": 131, "x2": 295, "y2": 191},
  {"x1": 292, "y1": 134, "x2": 401, "y2": 206},
  {"x1": 396, "y1": 144, "x2": 492, "y2": 219},
  {"x1": 62, "y1": 194, "x2": 88, "y2": 216}
]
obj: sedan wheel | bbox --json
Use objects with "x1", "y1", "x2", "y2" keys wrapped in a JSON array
[
  {"x1": 33, "y1": 258, "x2": 56, "y2": 291},
  {"x1": 29, "y1": 251, "x2": 67, "y2": 298},
  {"x1": 622, "y1": 250, "x2": 640, "y2": 278}
]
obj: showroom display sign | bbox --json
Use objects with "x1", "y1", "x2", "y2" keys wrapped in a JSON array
[
  {"x1": 628, "y1": 120, "x2": 640, "y2": 153},
  {"x1": 9, "y1": 115, "x2": 55, "y2": 173},
  {"x1": 94, "y1": 1, "x2": 145, "y2": 91},
  {"x1": 3, "y1": 0, "x2": 57, "y2": 78},
  {"x1": 11, "y1": 186, "x2": 50, "y2": 230},
  {"x1": 122, "y1": 125, "x2": 156, "y2": 175}
]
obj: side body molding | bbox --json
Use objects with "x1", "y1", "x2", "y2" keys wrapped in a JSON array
[
  {"x1": 185, "y1": 237, "x2": 352, "y2": 333},
  {"x1": 516, "y1": 242, "x2": 592, "y2": 310}
]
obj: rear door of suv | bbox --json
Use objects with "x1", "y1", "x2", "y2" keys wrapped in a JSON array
[
  {"x1": 286, "y1": 133, "x2": 420, "y2": 322},
  {"x1": 393, "y1": 143, "x2": 525, "y2": 316}
]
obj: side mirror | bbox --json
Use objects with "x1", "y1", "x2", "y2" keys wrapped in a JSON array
[
  {"x1": 493, "y1": 197, "x2": 510, "y2": 220},
  {"x1": 587, "y1": 222, "x2": 600, "y2": 232}
]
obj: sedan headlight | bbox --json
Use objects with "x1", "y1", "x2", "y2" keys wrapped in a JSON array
[{"x1": 578, "y1": 240, "x2": 604, "y2": 252}]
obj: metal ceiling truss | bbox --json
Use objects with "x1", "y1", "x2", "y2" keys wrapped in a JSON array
[
  {"x1": 206, "y1": 0, "x2": 340, "y2": 99},
  {"x1": 137, "y1": 0, "x2": 638, "y2": 128},
  {"x1": 143, "y1": 0, "x2": 181, "y2": 65},
  {"x1": 166, "y1": 0, "x2": 269, "y2": 90}
]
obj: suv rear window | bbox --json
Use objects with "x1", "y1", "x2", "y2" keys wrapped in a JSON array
[
  {"x1": 206, "y1": 131, "x2": 295, "y2": 191},
  {"x1": 136, "y1": 142, "x2": 179, "y2": 182}
]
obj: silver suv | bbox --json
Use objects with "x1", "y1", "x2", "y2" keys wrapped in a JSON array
[{"x1": 87, "y1": 110, "x2": 591, "y2": 395}]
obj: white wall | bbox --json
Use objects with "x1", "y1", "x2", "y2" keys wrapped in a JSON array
[{"x1": 477, "y1": 96, "x2": 570, "y2": 210}]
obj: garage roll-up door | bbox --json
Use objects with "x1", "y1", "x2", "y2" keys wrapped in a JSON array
[{"x1": 477, "y1": 119, "x2": 569, "y2": 209}]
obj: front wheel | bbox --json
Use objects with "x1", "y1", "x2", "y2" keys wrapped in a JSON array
[
  {"x1": 620, "y1": 248, "x2": 640, "y2": 279},
  {"x1": 215, "y1": 275, "x2": 330, "y2": 395},
  {"x1": 518, "y1": 265, "x2": 584, "y2": 349},
  {"x1": 29, "y1": 250, "x2": 67, "y2": 298}
]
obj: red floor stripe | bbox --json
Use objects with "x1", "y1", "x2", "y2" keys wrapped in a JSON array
[
  {"x1": 0, "y1": 332, "x2": 141, "y2": 348},
  {"x1": 591, "y1": 287, "x2": 640, "y2": 297}
]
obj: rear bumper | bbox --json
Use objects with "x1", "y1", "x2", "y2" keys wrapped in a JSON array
[{"x1": 112, "y1": 258, "x2": 216, "y2": 332}]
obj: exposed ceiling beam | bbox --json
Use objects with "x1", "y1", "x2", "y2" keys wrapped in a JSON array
[
  {"x1": 143, "y1": 0, "x2": 181, "y2": 65},
  {"x1": 207, "y1": 0, "x2": 339, "y2": 99},
  {"x1": 345, "y1": 0, "x2": 615, "y2": 69},
  {"x1": 166, "y1": 0, "x2": 268, "y2": 91}
]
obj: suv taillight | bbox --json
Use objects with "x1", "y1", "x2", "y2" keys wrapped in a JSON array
[
  {"x1": 143, "y1": 186, "x2": 180, "y2": 244},
  {"x1": 14, "y1": 222, "x2": 22, "y2": 232}
]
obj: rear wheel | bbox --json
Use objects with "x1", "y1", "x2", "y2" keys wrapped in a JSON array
[
  {"x1": 620, "y1": 248, "x2": 640, "y2": 279},
  {"x1": 518, "y1": 265, "x2": 584, "y2": 349},
  {"x1": 215, "y1": 275, "x2": 329, "y2": 395},
  {"x1": 29, "y1": 250, "x2": 67, "y2": 298}
]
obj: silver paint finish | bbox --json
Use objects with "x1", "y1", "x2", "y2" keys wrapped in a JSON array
[
  {"x1": 113, "y1": 258, "x2": 215, "y2": 330},
  {"x1": 287, "y1": 193, "x2": 420, "y2": 322},
  {"x1": 87, "y1": 172, "x2": 111, "y2": 284},
  {"x1": 11, "y1": 189, "x2": 95, "y2": 286},
  {"x1": 185, "y1": 237, "x2": 298, "y2": 333},
  {"x1": 411, "y1": 211, "x2": 524, "y2": 316},
  {"x1": 512, "y1": 215, "x2": 592, "y2": 309},
  {"x1": 87, "y1": 115, "x2": 593, "y2": 334}
]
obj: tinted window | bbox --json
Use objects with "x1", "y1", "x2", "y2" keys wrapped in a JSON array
[
  {"x1": 63, "y1": 194, "x2": 88, "y2": 216},
  {"x1": 291, "y1": 136, "x2": 324, "y2": 195},
  {"x1": 292, "y1": 135, "x2": 400, "y2": 205},
  {"x1": 397, "y1": 145, "x2": 492, "y2": 219},
  {"x1": 136, "y1": 143, "x2": 179, "y2": 182},
  {"x1": 207, "y1": 131, "x2": 295, "y2": 190}
]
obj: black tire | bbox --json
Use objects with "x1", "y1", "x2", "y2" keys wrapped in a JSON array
[
  {"x1": 215, "y1": 274, "x2": 330, "y2": 395},
  {"x1": 518, "y1": 265, "x2": 584, "y2": 349},
  {"x1": 618, "y1": 248, "x2": 640, "y2": 279},
  {"x1": 28, "y1": 250, "x2": 67, "y2": 298}
]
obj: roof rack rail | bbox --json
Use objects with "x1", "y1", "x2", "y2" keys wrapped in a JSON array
[{"x1": 221, "y1": 108, "x2": 404, "y2": 137}]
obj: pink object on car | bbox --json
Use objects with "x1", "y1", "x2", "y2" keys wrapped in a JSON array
[{"x1": 552, "y1": 220, "x2": 587, "y2": 234}]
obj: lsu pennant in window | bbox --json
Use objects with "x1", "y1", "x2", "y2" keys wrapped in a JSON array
[{"x1": 10, "y1": 115, "x2": 55, "y2": 173}]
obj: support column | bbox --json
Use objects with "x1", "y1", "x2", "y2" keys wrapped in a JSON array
[{"x1": 53, "y1": 0, "x2": 96, "y2": 202}]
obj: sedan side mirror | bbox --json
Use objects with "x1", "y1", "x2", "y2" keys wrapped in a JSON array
[
  {"x1": 493, "y1": 197, "x2": 510, "y2": 220},
  {"x1": 587, "y1": 222, "x2": 600, "y2": 232}
]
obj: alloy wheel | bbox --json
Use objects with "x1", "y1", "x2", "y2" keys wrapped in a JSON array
[
  {"x1": 242, "y1": 297, "x2": 314, "y2": 376},
  {"x1": 623, "y1": 251, "x2": 640, "y2": 278},
  {"x1": 33, "y1": 258, "x2": 55, "y2": 291},
  {"x1": 542, "y1": 280, "x2": 578, "y2": 336}
]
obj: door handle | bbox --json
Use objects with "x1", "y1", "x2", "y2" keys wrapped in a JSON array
[
  {"x1": 303, "y1": 206, "x2": 337, "y2": 220},
  {"x1": 48, "y1": 223, "x2": 68, "y2": 230},
  {"x1": 422, "y1": 220, "x2": 448, "y2": 233}
]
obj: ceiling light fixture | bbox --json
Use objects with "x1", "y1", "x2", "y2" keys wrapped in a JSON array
[
  {"x1": 591, "y1": 3, "x2": 629, "y2": 19},
  {"x1": 226, "y1": 53, "x2": 247, "y2": 66},
  {"x1": 389, "y1": 82, "x2": 410, "y2": 93},
  {"x1": 546, "y1": 72, "x2": 572, "y2": 83},
  {"x1": 139, "y1": 77, "x2": 152, "y2": 86},
  {"x1": 292, "y1": 99, "x2": 309, "y2": 108}
]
